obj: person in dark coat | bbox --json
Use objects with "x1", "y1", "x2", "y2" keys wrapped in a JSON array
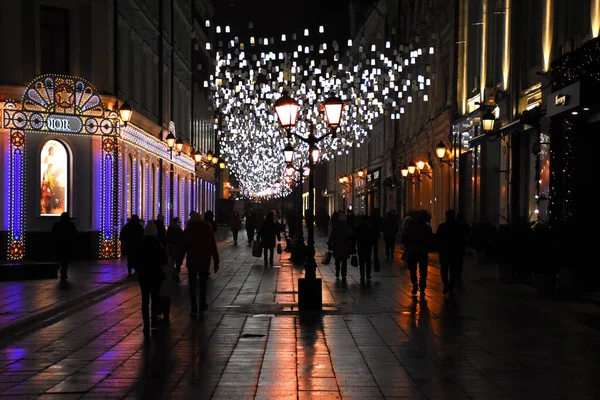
[
  {"x1": 203, "y1": 210, "x2": 217, "y2": 232},
  {"x1": 180, "y1": 213, "x2": 220, "y2": 315},
  {"x1": 403, "y1": 212, "x2": 434, "y2": 296},
  {"x1": 382, "y1": 211, "x2": 399, "y2": 261},
  {"x1": 229, "y1": 211, "x2": 242, "y2": 244},
  {"x1": 257, "y1": 210, "x2": 281, "y2": 266},
  {"x1": 256, "y1": 211, "x2": 281, "y2": 266},
  {"x1": 354, "y1": 215, "x2": 373, "y2": 282},
  {"x1": 132, "y1": 222, "x2": 167, "y2": 340},
  {"x1": 154, "y1": 214, "x2": 167, "y2": 246},
  {"x1": 166, "y1": 217, "x2": 184, "y2": 275},
  {"x1": 370, "y1": 208, "x2": 382, "y2": 268},
  {"x1": 119, "y1": 215, "x2": 144, "y2": 276},
  {"x1": 245, "y1": 210, "x2": 256, "y2": 245},
  {"x1": 436, "y1": 209, "x2": 469, "y2": 295},
  {"x1": 328, "y1": 213, "x2": 354, "y2": 281},
  {"x1": 52, "y1": 212, "x2": 77, "y2": 281}
]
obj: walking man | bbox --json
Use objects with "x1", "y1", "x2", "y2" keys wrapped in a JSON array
[
  {"x1": 52, "y1": 212, "x2": 77, "y2": 281},
  {"x1": 436, "y1": 209, "x2": 469, "y2": 295},
  {"x1": 180, "y1": 213, "x2": 219, "y2": 316},
  {"x1": 402, "y1": 212, "x2": 434, "y2": 296}
]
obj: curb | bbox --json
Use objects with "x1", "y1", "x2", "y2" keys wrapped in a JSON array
[{"x1": 0, "y1": 276, "x2": 135, "y2": 346}]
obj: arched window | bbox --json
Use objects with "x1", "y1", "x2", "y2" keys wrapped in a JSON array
[
  {"x1": 40, "y1": 139, "x2": 69, "y2": 216},
  {"x1": 128, "y1": 154, "x2": 133, "y2": 219}
]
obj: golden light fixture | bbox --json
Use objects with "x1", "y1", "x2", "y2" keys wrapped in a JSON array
[
  {"x1": 407, "y1": 162, "x2": 416, "y2": 175},
  {"x1": 119, "y1": 101, "x2": 133, "y2": 126},
  {"x1": 435, "y1": 142, "x2": 446, "y2": 160},
  {"x1": 274, "y1": 93, "x2": 300, "y2": 132},
  {"x1": 416, "y1": 160, "x2": 426, "y2": 170},
  {"x1": 321, "y1": 95, "x2": 345, "y2": 132},
  {"x1": 401, "y1": 166, "x2": 409, "y2": 177},
  {"x1": 166, "y1": 132, "x2": 176, "y2": 149}
]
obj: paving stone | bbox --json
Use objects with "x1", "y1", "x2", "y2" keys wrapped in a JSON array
[{"x1": 0, "y1": 232, "x2": 597, "y2": 398}]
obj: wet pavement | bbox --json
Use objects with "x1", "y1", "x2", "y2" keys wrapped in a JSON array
[{"x1": 0, "y1": 231, "x2": 599, "y2": 399}]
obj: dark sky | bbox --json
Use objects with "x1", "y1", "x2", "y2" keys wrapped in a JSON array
[{"x1": 212, "y1": 0, "x2": 357, "y2": 46}]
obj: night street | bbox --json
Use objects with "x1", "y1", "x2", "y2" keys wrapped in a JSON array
[{"x1": 1, "y1": 233, "x2": 599, "y2": 399}]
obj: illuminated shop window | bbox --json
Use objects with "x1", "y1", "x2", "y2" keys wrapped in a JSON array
[{"x1": 40, "y1": 139, "x2": 69, "y2": 216}]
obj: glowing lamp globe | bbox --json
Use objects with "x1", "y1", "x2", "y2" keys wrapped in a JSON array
[
  {"x1": 194, "y1": 150, "x2": 202, "y2": 163},
  {"x1": 310, "y1": 144, "x2": 321, "y2": 163},
  {"x1": 219, "y1": 158, "x2": 226, "y2": 169},
  {"x1": 321, "y1": 95, "x2": 345, "y2": 131},
  {"x1": 274, "y1": 94, "x2": 300, "y2": 131},
  {"x1": 166, "y1": 132, "x2": 176, "y2": 149},
  {"x1": 358, "y1": 170, "x2": 364, "y2": 177},
  {"x1": 407, "y1": 163, "x2": 416, "y2": 175},
  {"x1": 119, "y1": 101, "x2": 133, "y2": 125},
  {"x1": 283, "y1": 143, "x2": 295, "y2": 163},
  {"x1": 211, "y1": 155, "x2": 219, "y2": 165},
  {"x1": 435, "y1": 142, "x2": 446, "y2": 160},
  {"x1": 206, "y1": 150, "x2": 213, "y2": 161},
  {"x1": 175, "y1": 137, "x2": 183, "y2": 153},
  {"x1": 482, "y1": 110, "x2": 496, "y2": 132},
  {"x1": 416, "y1": 160, "x2": 426, "y2": 170},
  {"x1": 401, "y1": 167, "x2": 409, "y2": 177}
]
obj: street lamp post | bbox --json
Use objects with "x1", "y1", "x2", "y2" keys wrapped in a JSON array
[
  {"x1": 275, "y1": 94, "x2": 345, "y2": 312},
  {"x1": 166, "y1": 132, "x2": 176, "y2": 221}
]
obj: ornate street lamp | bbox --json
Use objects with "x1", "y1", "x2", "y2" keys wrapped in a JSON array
[
  {"x1": 283, "y1": 143, "x2": 295, "y2": 163},
  {"x1": 416, "y1": 160, "x2": 426, "y2": 171},
  {"x1": 166, "y1": 132, "x2": 176, "y2": 152},
  {"x1": 219, "y1": 158, "x2": 226, "y2": 169},
  {"x1": 274, "y1": 93, "x2": 345, "y2": 312},
  {"x1": 119, "y1": 101, "x2": 133, "y2": 126},
  {"x1": 435, "y1": 142, "x2": 447, "y2": 160},
  {"x1": 194, "y1": 150, "x2": 203, "y2": 163},
  {"x1": 274, "y1": 93, "x2": 300, "y2": 137},
  {"x1": 482, "y1": 109, "x2": 496, "y2": 132},
  {"x1": 407, "y1": 162, "x2": 416, "y2": 175},
  {"x1": 207, "y1": 150, "x2": 214, "y2": 162},
  {"x1": 401, "y1": 166, "x2": 409, "y2": 177},
  {"x1": 310, "y1": 144, "x2": 321, "y2": 164},
  {"x1": 211, "y1": 154, "x2": 218, "y2": 165},
  {"x1": 321, "y1": 95, "x2": 345, "y2": 134},
  {"x1": 175, "y1": 137, "x2": 183, "y2": 155}
]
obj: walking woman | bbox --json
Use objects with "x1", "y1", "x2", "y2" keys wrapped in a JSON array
[
  {"x1": 257, "y1": 210, "x2": 281, "y2": 266},
  {"x1": 328, "y1": 213, "x2": 354, "y2": 281},
  {"x1": 245, "y1": 210, "x2": 256, "y2": 245},
  {"x1": 133, "y1": 222, "x2": 167, "y2": 340},
  {"x1": 229, "y1": 210, "x2": 242, "y2": 245}
]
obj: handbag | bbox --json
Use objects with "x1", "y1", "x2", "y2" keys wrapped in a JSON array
[
  {"x1": 321, "y1": 251, "x2": 332, "y2": 265},
  {"x1": 277, "y1": 243, "x2": 282, "y2": 254},
  {"x1": 350, "y1": 254, "x2": 358, "y2": 267},
  {"x1": 252, "y1": 241, "x2": 263, "y2": 257}
]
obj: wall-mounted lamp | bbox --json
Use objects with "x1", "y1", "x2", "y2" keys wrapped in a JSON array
[{"x1": 435, "y1": 141, "x2": 454, "y2": 166}]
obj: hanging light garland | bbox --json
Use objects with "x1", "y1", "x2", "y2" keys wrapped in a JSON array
[{"x1": 209, "y1": 24, "x2": 436, "y2": 196}]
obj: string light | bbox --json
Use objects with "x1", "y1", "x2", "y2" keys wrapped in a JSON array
[{"x1": 210, "y1": 25, "x2": 435, "y2": 195}]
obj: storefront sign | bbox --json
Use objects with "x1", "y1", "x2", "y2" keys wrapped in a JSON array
[
  {"x1": 554, "y1": 94, "x2": 568, "y2": 106},
  {"x1": 46, "y1": 114, "x2": 83, "y2": 133},
  {"x1": 547, "y1": 81, "x2": 580, "y2": 117}
]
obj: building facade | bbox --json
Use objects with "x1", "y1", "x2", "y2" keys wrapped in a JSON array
[
  {"x1": 453, "y1": 0, "x2": 598, "y2": 228},
  {"x1": 0, "y1": 0, "x2": 218, "y2": 261}
]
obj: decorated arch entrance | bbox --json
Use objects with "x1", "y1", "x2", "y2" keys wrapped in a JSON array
[{"x1": 2, "y1": 74, "x2": 122, "y2": 260}]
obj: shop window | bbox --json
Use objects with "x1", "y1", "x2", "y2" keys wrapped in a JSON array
[
  {"x1": 40, "y1": 6, "x2": 70, "y2": 75},
  {"x1": 40, "y1": 140, "x2": 69, "y2": 216}
]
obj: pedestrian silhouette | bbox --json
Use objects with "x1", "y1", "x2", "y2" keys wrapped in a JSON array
[
  {"x1": 119, "y1": 214, "x2": 144, "y2": 276},
  {"x1": 436, "y1": 209, "x2": 469, "y2": 295},
  {"x1": 52, "y1": 212, "x2": 77, "y2": 281},
  {"x1": 257, "y1": 210, "x2": 281, "y2": 266},
  {"x1": 402, "y1": 212, "x2": 434, "y2": 296}
]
